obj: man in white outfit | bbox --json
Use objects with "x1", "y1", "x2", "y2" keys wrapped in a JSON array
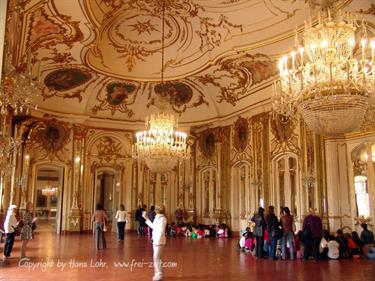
[{"x1": 143, "y1": 205, "x2": 167, "y2": 281}]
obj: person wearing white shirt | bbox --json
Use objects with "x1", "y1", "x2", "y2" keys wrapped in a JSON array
[
  {"x1": 115, "y1": 204, "x2": 127, "y2": 241},
  {"x1": 143, "y1": 205, "x2": 167, "y2": 281},
  {"x1": 3, "y1": 205, "x2": 18, "y2": 259},
  {"x1": 327, "y1": 236, "x2": 340, "y2": 259}
]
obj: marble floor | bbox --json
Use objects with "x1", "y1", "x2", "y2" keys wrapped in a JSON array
[{"x1": 0, "y1": 229, "x2": 374, "y2": 281}]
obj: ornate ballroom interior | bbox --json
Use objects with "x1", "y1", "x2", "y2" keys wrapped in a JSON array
[{"x1": 0, "y1": 0, "x2": 375, "y2": 237}]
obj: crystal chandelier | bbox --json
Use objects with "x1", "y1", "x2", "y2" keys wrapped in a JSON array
[
  {"x1": 273, "y1": 10, "x2": 375, "y2": 136},
  {"x1": 42, "y1": 186, "x2": 58, "y2": 197},
  {"x1": 132, "y1": 3, "x2": 189, "y2": 172},
  {"x1": 0, "y1": 131, "x2": 18, "y2": 177},
  {"x1": 0, "y1": 50, "x2": 39, "y2": 115}
]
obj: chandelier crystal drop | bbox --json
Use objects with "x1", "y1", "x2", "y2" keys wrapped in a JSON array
[
  {"x1": 132, "y1": 3, "x2": 189, "y2": 172},
  {"x1": 0, "y1": 51, "x2": 39, "y2": 115},
  {"x1": 273, "y1": 10, "x2": 375, "y2": 136}
]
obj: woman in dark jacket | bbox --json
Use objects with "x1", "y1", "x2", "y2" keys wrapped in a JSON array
[
  {"x1": 251, "y1": 207, "x2": 266, "y2": 258},
  {"x1": 266, "y1": 206, "x2": 280, "y2": 260}
]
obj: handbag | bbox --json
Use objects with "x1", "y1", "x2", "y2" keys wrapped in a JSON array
[{"x1": 103, "y1": 224, "x2": 107, "y2": 232}]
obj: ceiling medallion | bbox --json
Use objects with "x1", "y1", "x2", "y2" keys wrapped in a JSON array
[
  {"x1": 273, "y1": 10, "x2": 375, "y2": 136},
  {"x1": 132, "y1": 3, "x2": 189, "y2": 172}
]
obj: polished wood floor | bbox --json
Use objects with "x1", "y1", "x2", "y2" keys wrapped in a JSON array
[{"x1": 1, "y1": 227, "x2": 374, "y2": 281}]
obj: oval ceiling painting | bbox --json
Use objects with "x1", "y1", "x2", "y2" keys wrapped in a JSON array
[
  {"x1": 44, "y1": 68, "x2": 92, "y2": 91},
  {"x1": 154, "y1": 82, "x2": 193, "y2": 107},
  {"x1": 106, "y1": 82, "x2": 136, "y2": 106}
]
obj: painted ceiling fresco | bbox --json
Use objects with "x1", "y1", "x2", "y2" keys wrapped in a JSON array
[{"x1": 5, "y1": 0, "x2": 372, "y2": 126}]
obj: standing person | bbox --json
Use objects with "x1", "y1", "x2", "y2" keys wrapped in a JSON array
[
  {"x1": 20, "y1": 202, "x2": 36, "y2": 261},
  {"x1": 3, "y1": 205, "x2": 18, "y2": 260},
  {"x1": 140, "y1": 204, "x2": 147, "y2": 235},
  {"x1": 149, "y1": 206, "x2": 156, "y2": 237},
  {"x1": 302, "y1": 208, "x2": 323, "y2": 261},
  {"x1": 360, "y1": 223, "x2": 374, "y2": 246},
  {"x1": 135, "y1": 205, "x2": 142, "y2": 235},
  {"x1": 266, "y1": 206, "x2": 280, "y2": 260},
  {"x1": 175, "y1": 205, "x2": 184, "y2": 225},
  {"x1": 115, "y1": 204, "x2": 127, "y2": 241},
  {"x1": 251, "y1": 207, "x2": 266, "y2": 259},
  {"x1": 143, "y1": 205, "x2": 167, "y2": 281},
  {"x1": 280, "y1": 207, "x2": 295, "y2": 260},
  {"x1": 92, "y1": 203, "x2": 107, "y2": 250}
]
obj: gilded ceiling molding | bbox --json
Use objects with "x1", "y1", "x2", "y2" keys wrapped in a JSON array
[
  {"x1": 194, "y1": 53, "x2": 277, "y2": 105},
  {"x1": 11, "y1": 0, "x2": 83, "y2": 71},
  {"x1": 83, "y1": 0, "x2": 242, "y2": 77}
]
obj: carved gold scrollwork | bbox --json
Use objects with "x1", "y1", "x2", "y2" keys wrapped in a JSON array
[
  {"x1": 270, "y1": 113, "x2": 300, "y2": 157},
  {"x1": 96, "y1": 136, "x2": 124, "y2": 163},
  {"x1": 26, "y1": 118, "x2": 71, "y2": 162}
]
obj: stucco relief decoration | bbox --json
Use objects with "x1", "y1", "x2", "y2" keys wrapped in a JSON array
[
  {"x1": 43, "y1": 68, "x2": 93, "y2": 101},
  {"x1": 233, "y1": 117, "x2": 249, "y2": 152},
  {"x1": 270, "y1": 113, "x2": 299, "y2": 156},
  {"x1": 27, "y1": 119, "x2": 71, "y2": 161},
  {"x1": 195, "y1": 53, "x2": 277, "y2": 105},
  {"x1": 84, "y1": 0, "x2": 242, "y2": 76},
  {"x1": 199, "y1": 130, "x2": 216, "y2": 159},
  {"x1": 92, "y1": 81, "x2": 138, "y2": 116},
  {"x1": 96, "y1": 136, "x2": 123, "y2": 163},
  {"x1": 18, "y1": 1, "x2": 83, "y2": 87}
]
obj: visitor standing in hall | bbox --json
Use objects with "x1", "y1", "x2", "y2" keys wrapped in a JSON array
[
  {"x1": 251, "y1": 207, "x2": 266, "y2": 259},
  {"x1": 115, "y1": 204, "x2": 127, "y2": 241},
  {"x1": 266, "y1": 205, "x2": 280, "y2": 260},
  {"x1": 143, "y1": 205, "x2": 167, "y2": 281},
  {"x1": 3, "y1": 204, "x2": 18, "y2": 260},
  {"x1": 20, "y1": 202, "x2": 36, "y2": 261},
  {"x1": 280, "y1": 207, "x2": 295, "y2": 260},
  {"x1": 302, "y1": 208, "x2": 323, "y2": 261},
  {"x1": 92, "y1": 203, "x2": 107, "y2": 250}
]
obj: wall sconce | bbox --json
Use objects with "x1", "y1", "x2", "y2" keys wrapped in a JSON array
[{"x1": 74, "y1": 156, "x2": 80, "y2": 163}]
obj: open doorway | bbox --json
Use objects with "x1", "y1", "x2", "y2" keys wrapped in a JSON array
[
  {"x1": 94, "y1": 170, "x2": 120, "y2": 230},
  {"x1": 34, "y1": 165, "x2": 64, "y2": 233}
]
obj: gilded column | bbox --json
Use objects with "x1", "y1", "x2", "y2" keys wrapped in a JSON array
[
  {"x1": 68, "y1": 125, "x2": 87, "y2": 231},
  {"x1": 366, "y1": 143, "x2": 375, "y2": 227}
]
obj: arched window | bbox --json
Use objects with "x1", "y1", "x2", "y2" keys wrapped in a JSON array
[{"x1": 354, "y1": 175, "x2": 370, "y2": 217}]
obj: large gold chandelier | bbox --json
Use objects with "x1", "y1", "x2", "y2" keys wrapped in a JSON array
[
  {"x1": 273, "y1": 10, "x2": 374, "y2": 136},
  {"x1": 132, "y1": 3, "x2": 189, "y2": 172}
]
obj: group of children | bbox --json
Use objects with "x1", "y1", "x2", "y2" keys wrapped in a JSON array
[
  {"x1": 239, "y1": 224, "x2": 375, "y2": 260},
  {"x1": 166, "y1": 223, "x2": 231, "y2": 239}
]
